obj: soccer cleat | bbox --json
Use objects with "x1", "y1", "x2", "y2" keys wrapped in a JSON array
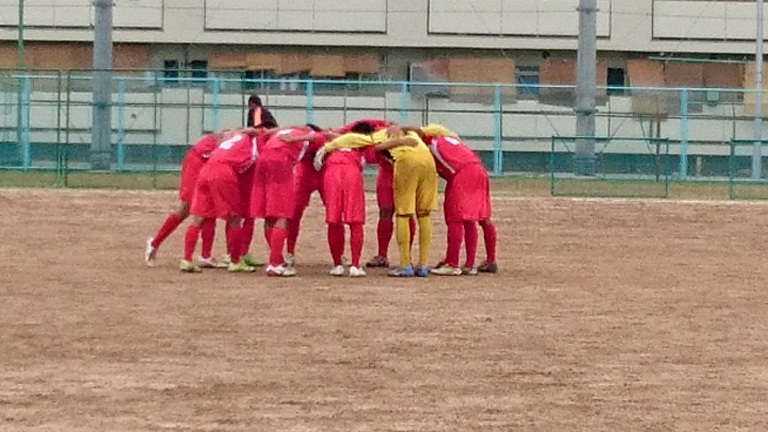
[
  {"x1": 197, "y1": 256, "x2": 227, "y2": 269},
  {"x1": 179, "y1": 259, "x2": 202, "y2": 273},
  {"x1": 415, "y1": 265, "x2": 429, "y2": 277},
  {"x1": 228, "y1": 260, "x2": 256, "y2": 273},
  {"x1": 242, "y1": 253, "x2": 265, "y2": 267},
  {"x1": 266, "y1": 264, "x2": 297, "y2": 277},
  {"x1": 349, "y1": 266, "x2": 367, "y2": 277},
  {"x1": 430, "y1": 265, "x2": 462, "y2": 276},
  {"x1": 477, "y1": 262, "x2": 499, "y2": 274},
  {"x1": 144, "y1": 237, "x2": 157, "y2": 267},
  {"x1": 462, "y1": 266, "x2": 479, "y2": 276},
  {"x1": 283, "y1": 253, "x2": 296, "y2": 267},
  {"x1": 366, "y1": 256, "x2": 389, "y2": 268},
  {"x1": 388, "y1": 265, "x2": 415, "y2": 277},
  {"x1": 329, "y1": 265, "x2": 345, "y2": 276}
]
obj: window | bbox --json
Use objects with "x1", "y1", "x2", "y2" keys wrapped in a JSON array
[
  {"x1": 607, "y1": 68, "x2": 626, "y2": 95},
  {"x1": 162, "y1": 60, "x2": 179, "y2": 84},
  {"x1": 515, "y1": 66, "x2": 540, "y2": 99},
  {"x1": 189, "y1": 60, "x2": 208, "y2": 80}
]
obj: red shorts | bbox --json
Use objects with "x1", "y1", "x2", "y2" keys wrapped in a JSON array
[
  {"x1": 375, "y1": 164, "x2": 394, "y2": 209},
  {"x1": 294, "y1": 161, "x2": 324, "y2": 214},
  {"x1": 238, "y1": 165, "x2": 256, "y2": 218},
  {"x1": 323, "y1": 164, "x2": 366, "y2": 224},
  {"x1": 251, "y1": 156, "x2": 296, "y2": 219},
  {"x1": 190, "y1": 162, "x2": 243, "y2": 219},
  {"x1": 178, "y1": 152, "x2": 206, "y2": 203},
  {"x1": 443, "y1": 163, "x2": 492, "y2": 223}
]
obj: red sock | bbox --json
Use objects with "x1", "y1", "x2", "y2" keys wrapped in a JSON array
[
  {"x1": 377, "y1": 219, "x2": 393, "y2": 257},
  {"x1": 226, "y1": 223, "x2": 242, "y2": 264},
  {"x1": 200, "y1": 218, "x2": 215, "y2": 258},
  {"x1": 152, "y1": 212, "x2": 184, "y2": 248},
  {"x1": 463, "y1": 221, "x2": 479, "y2": 268},
  {"x1": 480, "y1": 220, "x2": 497, "y2": 263},
  {"x1": 269, "y1": 226, "x2": 288, "y2": 266},
  {"x1": 328, "y1": 224, "x2": 345, "y2": 266},
  {"x1": 183, "y1": 224, "x2": 201, "y2": 261},
  {"x1": 287, "y1": 209, "x2": 305, "y2": 255},
  {"x1": 408, "y1": 217, "x2": 416, "y2": 250},
  {"x1": 240, "y1": 218, "x2": 255, "y2": 258},
  {"x1": 445, "y1": 222, "x2": 463, "y2": 267},
  {"x1": 349, "y1": 223, "x2": 364, "y2": 268}
]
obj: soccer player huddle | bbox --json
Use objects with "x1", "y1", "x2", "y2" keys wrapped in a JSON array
[{"x1": 144, "y1": 113, "x2": 498, "y2": 278}]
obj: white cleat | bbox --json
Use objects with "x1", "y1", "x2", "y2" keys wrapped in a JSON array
[
  {"x1": 329, "y1": 265, "x2": 345, "y2": 276},
  {"x1": 349, "y1": 266, "x2": 367, "y2": 277},
  {"x1": 197, "y1": 256, "x2": 226, "y2": 269},
  {"x1": 266, "y1": 264, "x2": 297, "y2": 277},
  {"x1": 144, "y1": 237, "x2": 156, "y2": 267}
]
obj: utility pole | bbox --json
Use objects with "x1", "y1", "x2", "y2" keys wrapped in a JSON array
[
  {"x1": 91, "y1": 0, "x2": 113, "y2": 170},
  {"x1": 17, "y1": 0, "x2": 24, "y2": 68},
  {"x1": 575, "y1": 0, "x2": 598, "y2": 176},
  {"x1": 16, "y1": 0, "x2": 24, "y2": 166},
  {"x1": 753, "y1": 0, "x2": 764, "y2": 180}
]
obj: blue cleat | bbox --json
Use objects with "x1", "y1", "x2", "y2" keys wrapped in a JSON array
[
  {"x1": 415, "y1": 265, "x2": 429, "y2": 277},
  {"x1": 388, "y1": 265, "x2": 415, "y2": 277}
]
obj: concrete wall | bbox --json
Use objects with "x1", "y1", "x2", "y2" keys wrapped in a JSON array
[{"x1": 0, "y1": 0, "x2": 765, "y2": 55}]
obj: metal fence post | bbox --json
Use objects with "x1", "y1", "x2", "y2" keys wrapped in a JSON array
[
  {"x1": 400, "y1": 82, "x2": 409, "y2": 124},
  {"x1": 116, "y1": 77, "x2": 126, "y2": 170},
  {"x1": 305, "y1": 80, "x2": 314, "y2": 124},
  {"x1": 679, "y1": 89, "x2": 689, "y2": 180},
  {"x1": 493, "y1": 85, "x2": 503, "y2": 176},
  {"x1": 211, "y1": 76, "x2": 220, "y2": 132},
  {"x1": 21, "y1": 75, "x2": 31, "y2": 170}
]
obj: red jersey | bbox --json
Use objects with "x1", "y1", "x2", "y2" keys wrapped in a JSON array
[
  {"x1": 261, "y1": 128, "x2": 326, "y2": 164},
  {"x1": 427, "y1": 136, "x2": 483, "y2": 180},
  {"x1": 188, "y1": 133, "x2": 218, "y2": 160},
  {"x1": 326, "y1": 147, "x2": 365, "y2": 169},
  {"x1": 208, "y1": 133, "x2": 258, "y2": 173},
  {"x1": 338, "y1": 118, "x2": 390, "y2": 134}
]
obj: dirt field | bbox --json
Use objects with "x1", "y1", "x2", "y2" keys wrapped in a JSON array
[{"x1": 2, "y1": 186, "x2": 768, "y2": 431}]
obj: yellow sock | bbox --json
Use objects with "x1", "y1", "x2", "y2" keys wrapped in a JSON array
[
  {"x1": 417, "y1": 215, "x2": 432, "y2": 266},
  {"x1": 396, "y1": 216, "x2": 412, "y2": 267}
]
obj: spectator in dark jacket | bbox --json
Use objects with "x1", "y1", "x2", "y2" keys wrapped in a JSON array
[{"x1": 246, "y1": 94, "x2": 278, "y2": 128}]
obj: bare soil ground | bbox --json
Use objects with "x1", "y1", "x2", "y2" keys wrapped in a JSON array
[{"x1": 2, "y1": 186, "x2": 768, "y2": 431}]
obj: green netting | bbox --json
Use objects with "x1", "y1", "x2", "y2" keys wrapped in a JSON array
[{"x1": 550, "y1": 136, "x2": 670, "y2": 198}]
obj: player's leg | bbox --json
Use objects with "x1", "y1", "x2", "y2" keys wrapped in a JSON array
[
  {"x1": 432, "y1": 221, "x2": 463, "y2": 276},
  {"x1": 266, "y1": 217, "x2": 296, "y2": 277},
  {"x1": 413, "y1": 156, "x2": 439, "y2": 277},
  {"x1": 145, "y1": 200, "x2": 190, "y2": 267},
  {"x1": 327, "y1": 222, "x2": 345, "y2": 276},
  {"x1": 348, "y1": 223, "x2": 366, "y2": 277},
  {"x1": 462, "y1": 221, "x2": 479, "y2": 275},
  {"x1": 226, "y1": 215, "x2": 255, "y2": 273},
  {"x1": 239, "y1": 217, "x2": 264, "y2": 267},
  {"x1": 478, "y1": 218, "x2": 498, "y2": 273},
  {"x1": 197, "y1": 217, "x2": 222, "y2": 268},
  {"x1": 181, "y1": 214, "x2": 204, "y2": 273},
  {"x1": 388, "y1": 160, "x2": 419, "y2": 277},
  {"x1": 368, "y1": 166, "x2": 393, "y2": 268}
]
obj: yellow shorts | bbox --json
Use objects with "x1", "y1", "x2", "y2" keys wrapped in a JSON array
[{"x1": 393, "y1": 151, "x2": 438, "y2": 216}]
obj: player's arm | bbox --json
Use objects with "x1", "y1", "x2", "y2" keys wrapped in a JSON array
[
  {"x1": 322, "y1": 133, "x2": 375, "y2": 152},
  {"x1": 375, "y1": 135, "x2": 419, "y2": 151},
  {"x1": 421, "y1": 123, "x2": 458, "y2": 138}
]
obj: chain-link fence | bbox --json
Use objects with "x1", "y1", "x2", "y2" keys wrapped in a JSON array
[{"x1": 0, "y1": 68, "x2": 764, "y2": 198}]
